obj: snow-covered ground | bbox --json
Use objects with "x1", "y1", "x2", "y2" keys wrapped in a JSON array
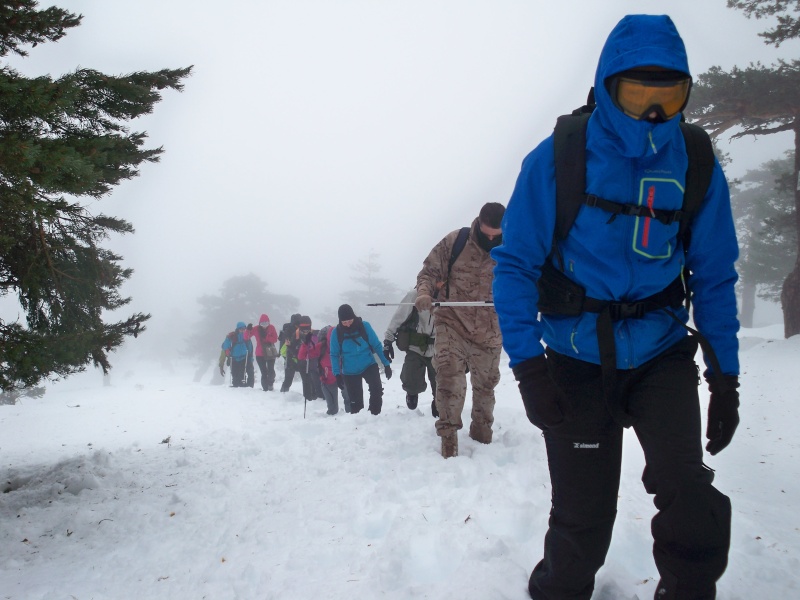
[{"x1": 1, "y1": 325, "x2": 798, "y2": 599}]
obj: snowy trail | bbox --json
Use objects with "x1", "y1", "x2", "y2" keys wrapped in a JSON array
[{"x1": 2, "y1": 328, "x2": 798, "y2": 599}]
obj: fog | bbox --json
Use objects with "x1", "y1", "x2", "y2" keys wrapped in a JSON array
[{"x1": 4, "y1": 0, "x2": 796, "y2": 354}]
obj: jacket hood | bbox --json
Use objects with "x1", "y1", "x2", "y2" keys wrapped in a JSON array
[
  {"x1": 319, "y1": 325, "x2": 331, "y2": 342},
  {"x1": 236, "y1": 321, "x2": 246, "y2": 330},
  {"x1": 258, "y1": 314, "x2": 270, "y2": 325},
  {"x1": 593, "y1": 14, "x2": 690, "y2": 157}
]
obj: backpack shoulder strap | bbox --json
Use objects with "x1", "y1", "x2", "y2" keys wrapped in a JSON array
[
  {"x1": 444, "y1": 226, "x2": 471, "y2": 298},
  {"x1": 553, "y1": 111, "x2": 591, "y2": 243},
  {"x1": 359, "y1": 322, "x2": 372, "y2": 349},
  {"x1": 551, "y1": 110, "x2": 714, "y2": 254},
  {"x1": 334, "y1": 322, "x2": 371, "y2": 351},
  {"x1": 449, "y1": 227, "x2": 470, "y2": 273},
  {"x1": 397, "y1": 306, "x2": 419, "y2": 332},
  {"x1": 678, "y1": 121, "x2": 715, "y2": 250}
]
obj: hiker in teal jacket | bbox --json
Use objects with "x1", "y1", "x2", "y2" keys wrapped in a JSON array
[
  {"x1": 329, "y1": 304, "x2": 392, "y2": 415},
  {"x1": 221, "y1": 322, "x2": 254, "y2": 388},
  {"x1": 492, "y1": 14, "x2": 740, "y2": 600}
]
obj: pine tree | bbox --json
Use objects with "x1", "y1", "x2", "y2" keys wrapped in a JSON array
[
  {"x1": 341, "y1": 251, "x2": 400, "y2": 307},
  {"x1": 0, "y1": 1, "x2": 191, "y2": 391},
  {"x1": 686, "y1": 0, "x2": 800, "y2": 337},
  {"x1": 728, "y1": 0, "x2": 800, "y2": 46},
  {"x1": 341, "y1": 250, "x2": 400, "y2": 337},
  {"x1": 731, "y1": 154, "x2": 796, "y2": 326}
]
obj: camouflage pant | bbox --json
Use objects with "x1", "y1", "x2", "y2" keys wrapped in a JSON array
[{"x1": 432, "y1": 323, "x2": 501, "y2": 439}]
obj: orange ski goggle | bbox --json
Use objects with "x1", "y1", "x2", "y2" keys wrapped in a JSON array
[{"x1": 609, "y1": 71, "x2": 691, "y2": 121}]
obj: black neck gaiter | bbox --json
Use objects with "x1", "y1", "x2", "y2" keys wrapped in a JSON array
[{"x1": 476, "y1": 228, "x2": 502, "y2": 252}]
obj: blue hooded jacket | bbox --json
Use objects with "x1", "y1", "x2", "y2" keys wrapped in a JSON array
[
  {"x1": 492, "y1": 15, "x2": 739, "y2": 376},
  {"x1": 221, "y1": 321, "x2": 253, "y2": 362}
]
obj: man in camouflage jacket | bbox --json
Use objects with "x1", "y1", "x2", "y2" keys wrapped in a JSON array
[{"x1": 415, "y1": 202, "x2": 505, "y2": 458}]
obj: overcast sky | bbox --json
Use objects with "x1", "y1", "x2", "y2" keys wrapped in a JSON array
[{"x1": 4, "y1": 0, "x2": 797, "y2": 336}]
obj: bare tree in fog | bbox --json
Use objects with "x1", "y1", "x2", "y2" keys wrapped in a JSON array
[
  {"x1": 341, "y1": 250, "x2": 401, "y2": 337},
  {"x1": 186, "y1": 274, "x2": 298, "y2": 383}
]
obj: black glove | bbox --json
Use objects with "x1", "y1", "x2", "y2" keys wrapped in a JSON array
[
  {"x1": 512, "y1": 355, "x2": 566, "y2": 430},
  {"x1": 705, "y1": 375, "x2": 740, "y2": 455},
  {"x1": 226, "y1": 356, "x2": 231, "y2": 366},
  {"x1": 384, "y1": 365, "x2": 392, "y2": 380},
  {"x1": 336, "y1": 374, "x2": 345, "y2": 390},
  {"x1": 383, "y1": 341, "x2": 394, "y2": 361},
  {"x1": 246, "y1": 323, "x2": 253, "y2": 331},
  {"x1": 305, "y1": 331, "x2": 313, "y2": 344}
]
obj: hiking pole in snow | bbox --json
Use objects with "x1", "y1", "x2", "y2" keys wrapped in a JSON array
[
  {"x1": 367, "y1": 301, "x2": 494, "y2": 307},
  {"x1": 303, "y1": 349, "x2": 310, "y2": 419}
]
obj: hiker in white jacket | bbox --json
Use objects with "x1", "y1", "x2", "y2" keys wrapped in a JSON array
[{"x1": 383, "y1": 289, "x2": 437, "y2": 416}]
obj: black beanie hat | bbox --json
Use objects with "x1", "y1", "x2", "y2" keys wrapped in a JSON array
[{"x1": 338, "y1": 304, "x2": 356, "y2": 322}]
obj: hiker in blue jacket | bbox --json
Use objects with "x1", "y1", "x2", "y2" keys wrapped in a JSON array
[
  {"x1": 329, "y1": 304, "x2": 392, "y2": 415},
  {"x1": 221, "y1": 322, "x2": 254, "y2": 388},
  {"x1": 492, "y1": 15, "x2": 740, "y2": 600}
]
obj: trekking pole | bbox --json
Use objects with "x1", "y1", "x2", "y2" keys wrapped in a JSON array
[
  {"x1": 303, "y1": 348, "x2": 309, "y2": 420},
  {"x1": 367, "y1": 301, "x2": 494, "y2": 307}
]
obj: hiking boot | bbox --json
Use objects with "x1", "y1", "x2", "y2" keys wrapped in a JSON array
[
  {"x1": 406, "y1": 393, "x2": 419, "y2": 409},
  {"x1": 469, "y1": 423, "x2": 492, "y2": 444},
  {"x1": 441, "y1": 433, "x2": 458, "y2": 459},
  {"x1": 431, "y1": 399, "x2": 439, "y2": 418}
]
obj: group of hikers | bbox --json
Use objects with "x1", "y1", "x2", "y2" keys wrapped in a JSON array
[
  {"x1": 218, "y1": 307, "x2": 389, "y2": 415},
  {"x1": 218, "y1": 197, "x2": 504, "y2": 429},
  {"x1": 221, "y1": 15, "x2": 742, "y2": 600},
  {"x1": 217, "y1": 302, "x2": 418, "y2": 418}
]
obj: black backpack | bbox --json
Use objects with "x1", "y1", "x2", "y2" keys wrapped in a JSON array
[
  {"x1": 395, "y1": 307, "x2": 420, "y2": 351},
  {"x1": 538, "y1": 96, "x2": 726, "y2": 422},
  {"x1": 550, "y1": 95, "x2": 715, "y2": 264}
]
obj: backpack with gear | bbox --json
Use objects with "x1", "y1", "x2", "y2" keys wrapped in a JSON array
[{"x1": 394, "y1": 307, "x2": 420, "y2": 352}]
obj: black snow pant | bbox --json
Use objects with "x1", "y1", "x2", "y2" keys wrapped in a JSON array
[
  {"x1": 528, "y1": 337, "x2": 731, "y2": 600},
  {"x1": 343, "y1": 363, "x2": 383, "y2": 415},
  {"x1": 230, "y1": 357, "x2": 254, "y2": 388},
  {"x1": 280, "y1": 357, "x2": 298, "y2": 392},
  {"x1": 299, "y1": 360, "x2": 324, "y2": 401},
  {"x1": 255, "y1": 355, "x2": 276, "y2": 391},
  {"x1": 400, "y1": 350, "x2": 436, "y2": 397}
]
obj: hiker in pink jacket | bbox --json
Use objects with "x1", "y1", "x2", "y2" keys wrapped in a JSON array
[{"x1": 244, "y1": 314, "x2": 279, "y2": 391}]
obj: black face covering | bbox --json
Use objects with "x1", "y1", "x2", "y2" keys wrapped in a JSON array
[
  {"x1": 340, "y1": 316, "x2": 359, "y2": 330},
  {"x1": 477, "y1": 228, "x2": 502, "y2": 252}
]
